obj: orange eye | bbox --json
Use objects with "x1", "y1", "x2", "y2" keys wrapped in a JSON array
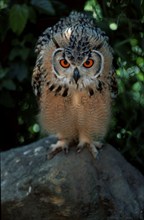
[
  {"x1": 60, "y1": 59, "x2": 70, "y2": 68},
  {"x1": 83, "y1": 59, "x2": 94, "y2": 68}
]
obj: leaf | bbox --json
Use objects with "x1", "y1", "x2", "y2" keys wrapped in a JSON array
[
  {"x1": 9, "y1": 47, "x2": 30, "y2": 61},
  {"x1": 9, "y1": 4, "x2": 29, "y2": 35},
  {"x1": 16, "y1": 63, "x2": 28, "y2": 81},
  {"x1": 0, "y1": 0, "x2": 8, "y2": 10},
  {"x1": 9, "y1": 62, "x2": 28, "y2": 82},
  {"x1": 0, "y1": 68, "x2": 9, "y2": 79},
  {"x1": 2, "y1": 79, "x2": 16, "y2": 90},
  {"x1": 31, "y1": 0, "x2": 55, "y2": 15},
  {"x1": 28, "y1": 6, "x2": 37, "y2": 23}
]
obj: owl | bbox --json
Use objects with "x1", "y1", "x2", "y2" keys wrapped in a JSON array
[{"x1": 32, "y1": 11, "x2": 117, "y2": 159}]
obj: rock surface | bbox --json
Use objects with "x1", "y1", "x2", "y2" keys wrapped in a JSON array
[{"x1": 1, "y1": 136, "x2": 144, "y2": 220}]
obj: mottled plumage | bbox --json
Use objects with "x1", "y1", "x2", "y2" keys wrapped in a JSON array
[{"x1": 32, "y1": 11, "x2": 117, "y2": 158}]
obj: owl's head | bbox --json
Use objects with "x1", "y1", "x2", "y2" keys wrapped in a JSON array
[
  {"x1": 34, "y1": 12, "x2": 114, "y2": 95},
  {"x1": 52, "y1": 44, "x2": 104, "y2": 89}
]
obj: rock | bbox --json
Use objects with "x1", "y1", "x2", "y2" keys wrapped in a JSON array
[{"x1": 1, "y1": 136, "x2": 144, "y2": 220}]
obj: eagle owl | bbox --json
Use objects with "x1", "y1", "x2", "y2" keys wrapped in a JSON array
[{"x1": 32, "y1": 11, "x2": 117, "y2": 159}]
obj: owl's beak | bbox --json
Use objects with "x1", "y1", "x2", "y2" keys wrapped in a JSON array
[{"x1": 73, "y1": 68, "x2": 80, "y2": 83}]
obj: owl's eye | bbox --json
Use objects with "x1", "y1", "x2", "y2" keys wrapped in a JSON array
[
  {"x1": 83, "y1": 59, "x2": 94, "y2": 68},
  {"x1": 60, "y1": 59, "x2": 70, "y2": 68}
]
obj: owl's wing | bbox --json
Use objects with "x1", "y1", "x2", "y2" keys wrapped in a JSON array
[
  {"x1": 107, "y1": 68, "x2": 118, "y2": 99},
  {"x1": 32, "y1": 65, "x2": 42, "y2": 97},
  {"x1": 32, "y1": 27, "x2": 53, "y2": 97}
]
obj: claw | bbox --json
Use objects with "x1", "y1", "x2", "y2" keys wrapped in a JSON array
[
  {"x1": 47, "y1": 140, "x2": 69, "y2": 159},
  {"x1": 88, "y1": 143, "x2": 99, "y2": 158},
  {"x1": 47, "y1": 146, "x2": 62, "y2": 160},
  {"x1": 77, "y1": 142, "x2": 88, "y2": 153},
  {"x1": 76, "y1": 141, "x2": 103, "y2": 159},
  {"x1": 88, "y1": 141, "x2": 103, "y2": 158}
]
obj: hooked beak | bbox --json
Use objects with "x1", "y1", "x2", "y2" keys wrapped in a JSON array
[{"x1": 73, "y1": 68, "x2": 80, "y2": 83}]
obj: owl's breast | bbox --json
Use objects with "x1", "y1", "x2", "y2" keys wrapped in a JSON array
[
  {"x1": 71, "y1": 90, "x2": 111, "y2": 138},
  {"x1": 39, "y1": 88, "x2": 76, "y2": 136},
  {"x1": 39, "y1": 87, "x2": 111, "y2": 138}
]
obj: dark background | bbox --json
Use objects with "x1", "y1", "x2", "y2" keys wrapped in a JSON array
[{"x1": 0, "y1": 0, "x2": 144, "y2": 174}]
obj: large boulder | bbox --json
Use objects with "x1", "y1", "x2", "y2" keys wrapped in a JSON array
[{"x1": 1, "y1": 136, "x2": 144, "y2": 220}]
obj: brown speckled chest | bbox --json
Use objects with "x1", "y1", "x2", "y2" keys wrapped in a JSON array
[{"x1": 39, "y1": 87, "x2": 111, "y2": 141}]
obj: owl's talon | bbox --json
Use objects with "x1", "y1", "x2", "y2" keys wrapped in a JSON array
[
  {"x1": 88, "y1": 141, "x2": 103, "y2": 158},
  {"x1": 93, "y1": 141, "x2": 104, "y2": 149},
  {"x1": 47, "y1": 147, "x2": 62, "y2": 160},
  {"x1": 77, "y1": 141, "x2": 103, "y2": 158},
  {"x1": 47, "y1": 140, "x2": 69, "y2": 159},
  {"x1": 88, "y1": 143, "x2": 99, "y2": 159},
  {"x1": 77, "y1": 142, "x2": 88, "y2": 153}
]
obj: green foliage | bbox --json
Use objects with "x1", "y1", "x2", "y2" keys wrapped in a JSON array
[
  {"x1": 0, "y1": 0, "x2": 143, "y2": 173},
  {"x1": 9, "y1": 4, "x2": 29, "y2": 35}
]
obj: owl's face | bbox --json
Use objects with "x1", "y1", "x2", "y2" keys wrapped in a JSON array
[
  {"x1": 33, "y1": 12, "x2": 116, "y2": 98},
  {"x1": 52, "y1": 47, "x2": 104, "y2": 89}
]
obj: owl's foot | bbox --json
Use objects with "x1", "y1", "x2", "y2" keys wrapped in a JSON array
[
  {"x1": 47, "y1": 139, "x2": 69, "y2": 159},
  {"x1": 77, "y1": 141, "x2": 103, "y2": 158}
]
